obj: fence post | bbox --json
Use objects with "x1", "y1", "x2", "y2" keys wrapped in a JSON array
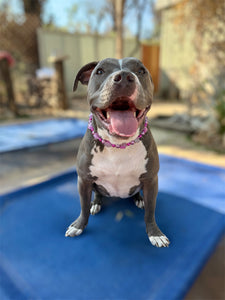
[
  {"x1": 50, "y1": 56, "x2": 69, "y2": 110},
  {"x1": 0, "y1": 57, "x2": 18, "y2": 115}
]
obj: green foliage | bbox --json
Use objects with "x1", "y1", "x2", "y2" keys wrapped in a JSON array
[{"x1": 215, "y1": 89, "x2": 225, "y2": 135}]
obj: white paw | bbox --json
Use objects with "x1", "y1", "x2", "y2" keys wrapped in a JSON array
[
  {"x1": 65, "y1": 226, "x2": 83, "y2": 237},
  {"x1": 135, "y1": 200, "x2": 144, "y2": 209},
  {"x1": 149, "y1": 235, "x2": 170, "y2": 247},
  {"x1": 90, "y1": 204, "x2": 101, "y2": 215}
]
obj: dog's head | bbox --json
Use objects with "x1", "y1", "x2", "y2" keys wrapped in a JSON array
[{"x1": 73, "y1": 57, "x2": 154, "y2": 138}]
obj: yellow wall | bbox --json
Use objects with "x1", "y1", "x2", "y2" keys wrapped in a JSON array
[{"x1": 159, "y1": 6, "x2": 197, "y2": 98}]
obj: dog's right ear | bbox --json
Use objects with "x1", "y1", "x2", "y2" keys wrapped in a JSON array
[{"x1": 73, "y1": 61, "x2": 98, "y2": 92}]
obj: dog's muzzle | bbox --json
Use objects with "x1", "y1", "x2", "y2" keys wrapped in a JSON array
[{"x1": 94, "y1": 96, "x2": 150, "y2": 138}]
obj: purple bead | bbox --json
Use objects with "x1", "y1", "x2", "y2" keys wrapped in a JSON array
[
  {"x1": 127, "y1": 142, "x2": 131, "y2": 146},
  {"x1": 120, "y1": 143, "x2": 127, "y2": 149},
  {"x1": 104, "y1": 140, "x2": 112, "y2": 147},
  {"x1": 112, "y1": 144, "x2": 116, "y2": 147},
  {"x1": 93, "y1": 133, "x2": 99, "y2": 139}
]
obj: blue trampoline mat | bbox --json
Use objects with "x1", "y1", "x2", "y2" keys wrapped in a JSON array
[
  {"x1": 159, "y1": 154, "x2": 225, "y2": 214},
  {"x1": 0, "y1": 118, "x2": 87, "y2": 153},
  {"x1": 0, "y1": 155, "x2": 224, "y2": 300}
]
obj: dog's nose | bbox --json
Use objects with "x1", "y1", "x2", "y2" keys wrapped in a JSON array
[{"x1": 113, "y1": 72, "x2": 135, "y2": 84}]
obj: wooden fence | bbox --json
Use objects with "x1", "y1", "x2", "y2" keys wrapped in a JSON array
[
  {"x1": 37, "y1": 29, "x2": 140, "y2": 96},
  {"x1": 37, "y1": 29, "x2": 159, "y2": 96},
  {"x1": 141, "y1": 44, "x2": 160, "y2": 92}
]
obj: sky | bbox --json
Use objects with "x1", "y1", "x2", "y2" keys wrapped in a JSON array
[{"x1": 3, "y1": 0, "x2": 154, "y2": 39}]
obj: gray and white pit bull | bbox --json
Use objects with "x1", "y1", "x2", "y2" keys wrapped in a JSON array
[{"x1": 65, "y1": 57, "x2": 170, "y2": 247}]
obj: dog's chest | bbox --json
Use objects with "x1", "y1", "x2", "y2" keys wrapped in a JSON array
[{"x1": 89, "y1": 142, "x2": 148, "y2": 198}]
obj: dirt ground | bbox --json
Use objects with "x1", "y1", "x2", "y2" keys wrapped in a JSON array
[{"x1": 0, "y1": 100, "x2": 224, "y2": 299}]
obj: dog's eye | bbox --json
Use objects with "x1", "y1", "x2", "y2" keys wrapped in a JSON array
[
  {"x1": 138, "y1": 67, "x2": 146, "y2": 75},
  {"x1": 96, "y1": 68, "x2": 104, "y2": 75}
]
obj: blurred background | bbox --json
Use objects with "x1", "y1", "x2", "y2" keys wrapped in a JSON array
[
  {"x1": 0, "y1": 0, "x2": 224, "y2": 299},
  {"x1": 0, "y1": 0, "x2": 224, "y2": 151}
]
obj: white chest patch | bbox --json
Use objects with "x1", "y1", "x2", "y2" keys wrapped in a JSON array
[{"x1": 89, "y1": 139, "x2": 148, "y2": 198}]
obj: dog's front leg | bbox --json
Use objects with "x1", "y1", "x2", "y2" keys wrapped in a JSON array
[
  {"x1": 143, "y1": 176, "x2": 170, "y2": 247},
  {"x1": 65, "y1": 176, "x2": 92, "y2": 237}
]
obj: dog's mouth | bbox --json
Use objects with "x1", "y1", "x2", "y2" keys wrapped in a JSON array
[{"x1": 93, "y1": 97, "x2": 150, "y2": 138}]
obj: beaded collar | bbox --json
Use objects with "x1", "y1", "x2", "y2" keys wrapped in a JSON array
[{"x1": 88, "y1": 113, "x2": 148, "y2": 149}]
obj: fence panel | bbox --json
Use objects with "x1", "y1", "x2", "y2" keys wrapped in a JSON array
[{"x1": 37, "y1": 29, "x2": 141, "y2": 96}]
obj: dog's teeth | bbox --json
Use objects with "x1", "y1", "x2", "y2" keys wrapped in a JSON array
[
  {"x1": 134, "y1": 112, "x2": 136, "y2": 117},
  {"x1": 106, "y1": 111, "x2": 108, "y2": 119}
]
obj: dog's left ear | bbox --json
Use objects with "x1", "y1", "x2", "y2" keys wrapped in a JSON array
[{"x1": 73, "y1": 61, "x2": 98, "y2": 92}]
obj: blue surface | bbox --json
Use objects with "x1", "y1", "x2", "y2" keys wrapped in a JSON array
[
  {"x1": 0, "y1": 118, "x2": 87, "y2": 153},
  {"x1": 0, "y1": 156, "x2": 224, "y2": 300},
  {"x1": 159, "y1": 155, "x2": 225, "y2": 214}
]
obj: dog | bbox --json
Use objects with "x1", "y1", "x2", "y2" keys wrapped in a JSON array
[{"x1": 65, "y1": 57, "x2": 170, "y2": 247}]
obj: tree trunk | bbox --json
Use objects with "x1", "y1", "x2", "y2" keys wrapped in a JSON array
[
  {"x1": 115, "y1": 0, "x2": 125, "y2": 59},
  {"x1": 129, "y1": 0, "x2": 146, "y2": 57},
  {"x1": 22, "y1": 0, "x2": 44, "y2": 24}
]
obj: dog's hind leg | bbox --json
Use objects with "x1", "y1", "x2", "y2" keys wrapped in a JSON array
[
  {"x1": 133, "y1": 192, "x2": 144, "y2": 209},
  {"x1": 90, "y1": 192, "x2": 103, "y2": 215}
]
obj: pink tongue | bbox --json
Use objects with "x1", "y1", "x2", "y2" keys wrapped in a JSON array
[{"x1": 109, "y1": 110, "x2": 138, "y2": 137}]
